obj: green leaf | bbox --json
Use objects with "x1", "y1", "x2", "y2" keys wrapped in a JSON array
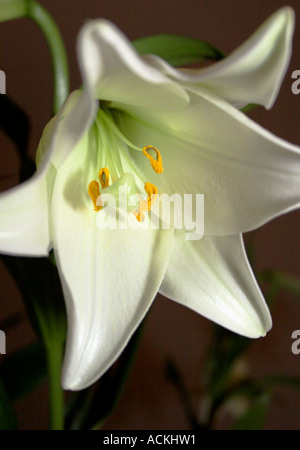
[
  {"x1": 1, "y1": 255, "x2": 67, "y2": 429},
  {"x1": 166, "y1": 359, "x2": 203, "y2": 430},
  {"x1": 212, "y1": 374, "x2": 300, "y2": 426},
  {"x1": 0, "y1": 379, "x2": 18, "y2": 429},
  {"x1": 231, "y1": 393, "x2": 270, "y2": 430},
  {"x1": 200, "y1": 327, "x2": 253, "y2": 428},
  {"x1": 1, "y1": 255, "x2": 66, "y2": 348},
  {"x1": 0, "y1": 342, "x2": 47, "y2": 401},
  {"x1": 260, "y1": 270, "x2": 300, "y2": 300},
  {"x1": 0, "y1": 95, "x2": 35, "y2": 182},
  {"x1": 132, "y1": 34, "x2": 224, "y2": 67},
  {"x1": 259, "y1": 374, "x2": 300, "y2": 390},
  {"x1": 203, "y1": 326, "x2": 251, "y2": 398},
  {"x1": 240, "y1": 103, "x2": 258, "y2": 114}
]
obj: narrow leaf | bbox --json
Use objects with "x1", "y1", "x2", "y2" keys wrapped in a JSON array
[
  {"x1": 0, "y1": 379, "x2": 18, "y2": 429},
  {"x1": 231, "y1": 394, "x2": 270, "y2": 430},
  {"x1": 259, "y1": 375, "x2": 300, "y2": 390},
  {"x1": 0, "y1": 95, "x2": 34, "y2": 182},
  {"x1": 240, "y1": 103, "x2": 258, "y2": 114},
  {"x1": 260, "y1": 270, "x2": 300, "y2": 300},
  {"x1": 1, "y1": 255, "x2": 67, "y2": 348},
  {"x1": 203, "y1": 326, "x2": 250, "y2": 398},
  {"x1": 0, "y1": 342, "x2": 47, "y2": 401}
]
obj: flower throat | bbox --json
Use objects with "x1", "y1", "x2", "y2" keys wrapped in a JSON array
[{"x1": 88, "y1": 109, "x2": 163, "y2": 222}]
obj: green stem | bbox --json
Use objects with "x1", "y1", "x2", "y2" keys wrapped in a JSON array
[
  {"x1": 27, "y1": 0, "x2": 69, "y2": 113},
  {"x1": 0, "y1": 0, "x2": 69, "y2": 114},
  {"x1": 0, "y1": 0, "x2": 28, "y2": 21},
  {"x1": 46, "y1": 343, "x2": 64, "y2": 430}
]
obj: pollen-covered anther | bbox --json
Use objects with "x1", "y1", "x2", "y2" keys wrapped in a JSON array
[
  {"x1": 133, "y1": 182, "x2": 158, "y2": 222},
  {"x1": 99, "y1": 167, "x2": 110, "y2": 189},
  {"x1": 142, "y1": 146, "x2": 163, "y2": 174},
  {"x1": 88, "y1": 180, "x2": 102, "y2": 212},
  {"x1": 88, "y1": 167, "x2": 110, "y2": 212}
]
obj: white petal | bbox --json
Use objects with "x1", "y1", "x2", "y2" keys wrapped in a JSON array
[
  {"x1": 47, "y1": 19, "x2": 191, "y2": 170},
  {"x1": 59, "y1": 226, "x2": 172, "y2": 391},
  {"x1": 114, "y1": 87, "x2": 300, "y2": 235},
  {"x1": 160, "y1": 232, "x2": 271, "y2": 338},
  {"x1": 50, "y1": 130, "x2": 173, "y2": 390},
  {"x1": 49, "y1": 90, "x2": 98, "y2": 170},
  {"x1": 0, "y1": 89, "x2": 96, "y2": 256},
  {"x1": 0, "y1": 105, "x2": 58, "y2": 257},
  {"x1": 77, "y1": 19, "x2": 189, "y2": 110},
  {"x1": 0, "y1": 172, "x2": 50, "y2": 256},
  {"x1": 144, "y1": 7, "x2": 294, "y2": 109}
]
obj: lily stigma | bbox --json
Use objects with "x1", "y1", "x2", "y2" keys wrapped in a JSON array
[{"x1": 0, "y1": 8, "x2": 299, "y2": 390}]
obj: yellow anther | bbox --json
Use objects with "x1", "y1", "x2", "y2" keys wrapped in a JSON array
[
  {"x1": 144, "y1": 182, "x2": 158, "y2": 208},
  {"x1": 88, "y1": 167, "x2": 110, "y2": 212},
  {"x1": 133, "y1": 182, "x2": 158, "y2": 222},
  {"x1": 142, "y1": 146, "x2": 163, "y2": 174},
  {"x1": 88, "y1": 180, "x2": 102, "y2": 212},
  {"x1": 99, "y1": 167, "x2": 110, "y2": 189}
]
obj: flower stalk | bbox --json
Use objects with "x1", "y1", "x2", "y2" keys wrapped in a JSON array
[
  {"x1": 0, "y1": 0, "x2": 69, "y2": 113},
  {"x1": 46, "y1": 342, "x2": 64, "y2": 430},
  {"x1": 0, "y1": 0, "x2": 27, "y2": 21}
]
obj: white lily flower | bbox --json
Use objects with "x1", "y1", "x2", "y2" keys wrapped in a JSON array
[{"x1": 0, "y1": 7, "x2": 298, "y2": 390}]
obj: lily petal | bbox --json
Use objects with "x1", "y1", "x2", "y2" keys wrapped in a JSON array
[
  {"x1": 144, "y1": 7, "x2": 294, "y2": 109},
  {"x1": 48, "y1": 90, "x2": 98, "y2": 170},
  {"x1": 0, "y1": 172, "x2": 50, "y2": 256},
  {"x1": 160, "y1": 232, "x2": 271, "y2": 338},
  {"x1": 114, "y1": 87, "x2": 300, "y2": 235},
  {"x1": 0, "y1": 88, "x2": 96, "y2": 256},
  {"x1": 77, "y1": 19, "x2": 189, "y2": 110},
  {"x1": 50, "y1": 129, "x2": 173, "y2": 390},
  {"x1": 58, "y1": 226, "x2": 172, "y2": 391},
  {"x1": 0, "y1": 110, "x2": 59, "y2": 256}
]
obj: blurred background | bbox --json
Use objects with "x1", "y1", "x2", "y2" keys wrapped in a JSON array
[{"x1": 0, "y1": 0, "x2": 300, "y2": 430}]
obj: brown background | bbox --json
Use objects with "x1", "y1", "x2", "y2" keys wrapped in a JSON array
[{"x1": 1, "y1": 0, "x2": 300, "y2": 430}]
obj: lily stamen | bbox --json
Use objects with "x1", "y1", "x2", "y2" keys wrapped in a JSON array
[
  {"x1": 88, "y1": 167, "x2": 110, "y2": 211},
  {"x1": 142, "y1": 146, "x2": 163, "y2": 174},
  {"x1": 133, "y1": 182, "x2": 158, "y2": 222},
  {"x1": 88, "y1": 180, "x2": 102, "y2": 211},
  {"x1": 99, "y1": 167, "x2": 110, "y2": 189}
]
